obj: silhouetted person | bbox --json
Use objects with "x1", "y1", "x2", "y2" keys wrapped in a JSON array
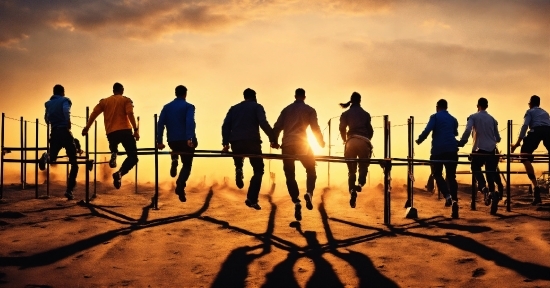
[
  {"x1": 511, "y1": 95, "x2": 550, "y2": 205},
  {"x1": 272, "y1": 88, "x2": 325, "y2": 221},
  {"x1": 156, "y1": 85, "x2": 197, "y2": 202},
  {"x1": 82, "y1": 82, "x2": 139, "y2": 189},
  {"x1": 221, "y1": 88, "x2": 275, "y2": 210},
  {"x1": 458, "y1": 97, "x2": 501, "y2": 214},
  {"x1": 39, "y1": 84, "x2": 80, "y2": 200},
  {"x1": 338, "y1": 92, "x2": 374, "y2": 208},
  {"x1": 416, "y1": 99, "x2": 459, "y2": 218}
]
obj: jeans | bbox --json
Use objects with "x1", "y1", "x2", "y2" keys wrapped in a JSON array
[
  {"x1": 430, "y1": 151, "x2": 458, "y2": 201},
  {"x1": 344, "y1": 137, "x2": 372, "y2": 191},
  {"x1": 107, "y1": 129, "x2": 138, "y2": 176},
  {"x1": 471, "y1": 149, "x2": 499, "y2": 192},
  {"x1": 231, "y1": 140, "x2": 264, "y2": 203},
  {"x1": 49, "y1": 128, "x2": 78, "y2": 192},
  {"x1": 282, "y1": 144, "x2": 316, "y2": 203},
  {"x1": 168, "y1": 141, "x2": 195, "y2": 190}
]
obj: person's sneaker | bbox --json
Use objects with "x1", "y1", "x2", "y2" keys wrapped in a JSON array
[
  {"x1": 451, "y1": 201, "x2": 459, "y2": 219},
  {"x1": 64, "y1": 191, "x2": 74, "y2": 200},
  {"x1": 532, "y1": 186, "x2": 542, "y2": 205},
  {"x1": 170, "y1": 160, "x2": 178, "y2": 178},
  {"x1": 490, "y1": 192, "x2": 500, "y2": 215},
  {"x1": 109, "y1": 153, "x2": 117, "y2": 168},
  {"x1": 444, "y1": 195, "x2": 452, "y2": 207},
  {"x1": 86, "y1": 160, "x2": 94, "y2": 171},
  {"x1": 354, "y1": 185, "x2": 362, "y2": 193},
  {"x1": 112, "y1": 171, "x2": 122, "y2": 189},
  {"x1": 245, "y1": 199, "x2": 261, "y2": 210},
  {"x1": 482, "y1": 187, "x2": 491, "y2": 206},
  {"x1": 235, "y1": 168, "x2": 244, "y2": 189},
  {"x1": 304, "y1": 192, "x2": 313, "y2": 210},
  {"x1": 350, "y1": 190, "x2": 357, "y2": 208},
  {"x1": 294, "y1": 203, "x2": 302, "y2": 221},
  {"x1": 39, "y1": 152, "x2": 48, "y2": 171}
]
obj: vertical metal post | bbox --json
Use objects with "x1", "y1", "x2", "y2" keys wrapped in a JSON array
[
  {"x1": 20, "y1": 116, "x2": 24, "y2": 189},
  {"x1": 93, "y1": 121, "x2": 97, "y2": 198},
  {"x1": 383, "y1": 115, "x2": 391, "y2": 225},
  {"x1": 24, "y1": 120, "x2": 27, "y2": 189},
  {"x1": 85, "y1": 107, "x2": 90, "y2": 203},
  {"x1": 328, "y1": 118, "x2": 331, "y2": 187},
  {"x1": 406, "y1": 116, "x2": 414, "y2": 208},
  {"x1": 1, "y1": 113, "x2": 5, "y2": 199},
  {"x1": 153, "y1": 114, "x2": 159, "y2": 209},
  {"x1": 135, "y1": 116, "x2": 139, "y2": 194},
  {"x1": 35, "y1": 119, "x2": 39, "y2": 199},
  {"x1": 471, "y1": 173, "x2": 476, "y2": 210},
  {"x1": 46, "y1": 123, "x2": 50, "y2": 197},
  {"x1": 506, "y1": 120, "x2": 512, "y2": 212}
]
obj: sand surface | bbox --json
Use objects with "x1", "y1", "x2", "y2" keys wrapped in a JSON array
[{"x1": 1, "y1": 177, "x2": 549, "y2": 288}]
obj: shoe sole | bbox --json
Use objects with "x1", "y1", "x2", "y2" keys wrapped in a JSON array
[
  {"x1": 113, "y1": 173, "x2": 121, "y2": 189},
  {"x1": 490, "y1": 192, "x2": 499, "y2": 215},
  {"x1": 350, "y1": 191, "x2": 357, "y2": 208},
  {"x1": 451, "y1": 203, "x2": 459, "y2": 219},
  {"x1": 64, "y1": 193, "x2": 74, "y2": 200},
  {"x1": 304, "y1": 194, "x2": 313, "y2": 210}
]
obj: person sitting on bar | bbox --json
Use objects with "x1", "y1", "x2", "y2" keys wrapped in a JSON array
[
  {"x1": 82, "y1": 82, "x2": 139, "y2": 190},
  {"x1": 156, "y1": 85, "x2": 197, "y2": 202},
  {"x1": 338, "y1": 92, "x2": 374, "y2": 208},
  {"x1": 39, "y1": 84, "x2": 81, "y2": 200},
  {"x1": 221, "y1": 88, "x2": 275, "y2": 210},
  {"x1": 457, "y1": 97, "x2": 501, "y2": 215},
  {"x1": 272, "y1": 88, "x2": 325, "y2": 221},
  {"x1": 416, "y1": 99, "x2": 460, "y2": 219},
  {"x1": 511, "y1": 95, "x2": 550, "y2": 205}
]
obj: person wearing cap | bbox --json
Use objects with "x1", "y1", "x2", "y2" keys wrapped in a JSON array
[
  {"x1": 221, "y1": 88, "x2": 275, "y2": 210},
  {"x1": 156, "y1": 85, "x2": 197, "y2": 202},
  {"x1": 458, "y1": 97, "x2": 501, "y2": 214},
  {"x1": 39, "y1": 84, "x2": 80, "y2": 200},
  {"x1": 82, "y1": 82, "x2": 139, "y2": 190},
  {"x1": 416, "y1": 99, "x2": 460, "y2": 218},
  {"x1": 338, "y1": 92, "x2": 374, "y2": 208},
  {"x1": 272, "y1": 88, "x2": 325, "y2": 221},
  {"x1": 511, "y1": 95, "x2": 550, "y2": 205}
]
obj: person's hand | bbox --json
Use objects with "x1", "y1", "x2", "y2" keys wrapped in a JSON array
[
  {"x1": 187, "y1": 139, "x2": 195, "y2": 148},
  {"x1": 222, "y1": 145, "x2": 230, "y2": 152},
  {"x1": 81, "y1": 126, "x2": 89, "y2": 136},
  {"x1": 270, "y1": 142, "x2": 280, "y2": 149},
  {"x1": 319, "y1": 141, "x2": 325, "y2": 149},
  {"x1": 457, "y1": 140, "x2": 466, "y2": 147},
  {"x1": 157, "y1": 143, "x2": 165, "y2": 150},
  {"x1": 133, "y1": 130, "x2": 140, "y2": 141},
  {"x1": 415, "y1": 139, "x2": 421, "y2": 145}
]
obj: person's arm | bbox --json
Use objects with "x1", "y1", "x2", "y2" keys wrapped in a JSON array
[
  {"x1": 458, "y1": 115, "x2": 474, "y2": 146},
  {"x1": 221, "y1": 107, "x2": 233, "y2": 148},
  {"x1": 339, "y1": 114, "x2": 347, "y2": 143},
  {"x1": 271, "y1": 109, "x2": 285, "y2": 148},
  {"x1": 310, "y1": 109, "x2": 325, "y2": 148},
  {"x1": 125, "y1": 98, "x2": 139, "y2": 140},
  {"x1": 453, "y1": 117, "x2": 459, "y2": 137},
  {"x1": 63, "y1": 98, "x2": 72, "y2": 130},
  {"x1": 257, "y1": 104, "x2": 275, "y2": 143},
  {"x1": 82, "y1": 100, "x2": 104, "y2": 135},
  {"x1": 416, "y1": 114, "x2": 436, "y2": 144},
  {"x1": 186, "y1": 104, "x2": 196, "y2": 148},
  {"x1": 494, "y1": 119, "x2": 501, "y2": 143},
  {"x1": 156, "y1": 108, "x2": 166, "y2": 149},
  {"x1": 44, "y1": 103, "x2": 49, "y2": 125},
  {"x1": 512, "y1": 110, "x2": 531, "y2": 152},
  {"x1": 366, "y1": 113, "x2": 373, "y2": 140}
]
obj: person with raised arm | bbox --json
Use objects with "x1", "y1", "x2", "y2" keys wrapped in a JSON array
[
  {"x1": 338, "y1": 92, "x2": 374, "y2": 208},
  {"x1": 82, "y1": 82, "x2": 139, "y2": 190},
  {"x1": 272, "y1": 88, "x2": 325, "y2": 221}
]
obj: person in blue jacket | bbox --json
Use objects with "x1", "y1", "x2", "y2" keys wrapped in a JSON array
[
  {"x1": 416, "y1": 99, "x2": 460, "y2": 219},
  {"x1": 156, "y1": 85, "x2": 197, "y2": 202}
]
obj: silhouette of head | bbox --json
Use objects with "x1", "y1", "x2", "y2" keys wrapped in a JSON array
[
  {"x1": 477, "y1": 97, "x2": 488, "y2": 110},
  {"x1": 529, "y1": 95, "x2": 540, "y2": 107},
  {"x1": 175, "y1": 85, "x2": 187, "y2": 98},
  {"x1": 113, "y1": 82, "x2": 124, "y2": 95},
  {"x1": 340, "y1": 91, "x2": 361, "y2": 108},
  {"x1": 53, "y1": 84, "x2": 64, "y2": 96},
  {"x1": 295, "y1": 88, "x2": 306, "y2": 100},
  {"x1": 243, "y1": 88, "x2": 256, "y2": 100},
  {"x1": 436, "y1": 99, "x2": 447, "y2": 111}
]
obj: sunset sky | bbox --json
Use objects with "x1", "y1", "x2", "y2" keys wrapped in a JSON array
[{"x1": 1, "y1": 0, "x2": 549, "y2": 187}]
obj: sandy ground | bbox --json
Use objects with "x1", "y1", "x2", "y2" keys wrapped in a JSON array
[{"x1": 1, "y1": 175, "x2": 549, "y2": 288}]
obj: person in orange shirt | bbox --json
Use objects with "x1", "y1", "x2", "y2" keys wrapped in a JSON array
[{"x1": 82, "y1": 82, "x2": 140, "y2": 189}]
